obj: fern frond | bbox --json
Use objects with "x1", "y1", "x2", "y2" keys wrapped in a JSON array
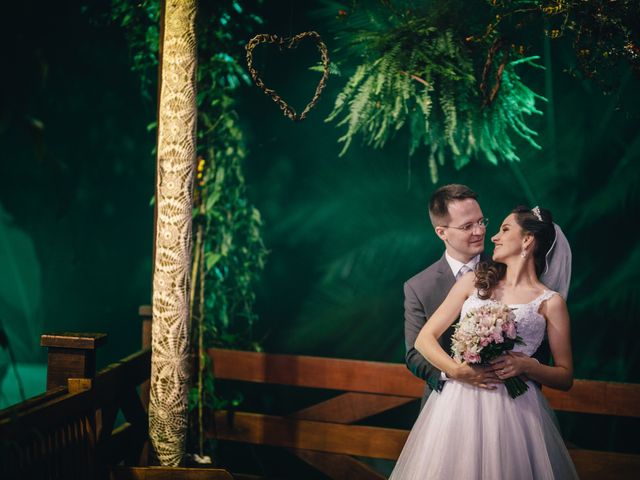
[{"x1": 325, "y1": 13, "x2": 544, "y2": 179}]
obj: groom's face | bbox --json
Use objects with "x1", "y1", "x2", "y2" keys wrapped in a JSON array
[{"x1": 435, "y1": 199, "x2": 486, "y2": 262}]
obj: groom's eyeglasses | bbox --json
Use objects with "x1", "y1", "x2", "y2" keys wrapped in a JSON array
[{"x1": 441, "y1": 217, "x2": 489, "y2": 233}]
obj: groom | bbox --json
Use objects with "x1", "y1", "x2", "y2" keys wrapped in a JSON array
[{"x1": 404, "y1": 184, "x2": 498, "y2": 404}]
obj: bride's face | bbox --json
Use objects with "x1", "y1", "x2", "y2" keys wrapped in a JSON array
[{"x1": 491, "y1": 213, "x2": 529, "y2": 262}]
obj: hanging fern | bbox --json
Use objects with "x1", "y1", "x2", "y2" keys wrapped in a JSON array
[{"x1": 322, "y1": 2, "x2": 545, "y2": 182}]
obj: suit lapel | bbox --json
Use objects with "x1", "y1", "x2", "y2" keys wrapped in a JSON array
[{"x1": 435, "y1": 253, "x2": 456, "y2": 296}]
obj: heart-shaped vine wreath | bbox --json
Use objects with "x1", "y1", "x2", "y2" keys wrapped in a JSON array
[{"x1": 246, "y1": 31, "x2": 330, "y2": 121}]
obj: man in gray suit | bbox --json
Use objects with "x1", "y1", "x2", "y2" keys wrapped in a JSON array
[{"x1": 404, "y1": 184, "x2": 499, "y2": 404}]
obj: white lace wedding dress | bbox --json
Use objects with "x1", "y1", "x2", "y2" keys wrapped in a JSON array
[{"x1": 390, "y1": 290, "x2": 578, "y2": 479}]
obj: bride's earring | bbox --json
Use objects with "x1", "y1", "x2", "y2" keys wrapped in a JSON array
[{"x1": 521, "y1": 249, "x2": 528, "y2": 258}]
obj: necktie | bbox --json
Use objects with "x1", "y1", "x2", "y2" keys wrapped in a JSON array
[{"x1": 456, "y1": 264, "x2": 472, "y2": 280}]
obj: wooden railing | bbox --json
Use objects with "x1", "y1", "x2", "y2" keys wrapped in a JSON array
[
  {"x1": 0, "y1": 333, "x2": 150, "y2": 479},
  {"x1": 2, "y1": 312, "x2": 639, "y2": 479},
  {"x1": 140, "y1": 306, "x2": 640, "y2": 479},
  {"x1": 0, "y1": 333, "x2": 233, "y2": 480},
  {"x1": 207, "y1": 348, "x2": 640, "y2": 480}
]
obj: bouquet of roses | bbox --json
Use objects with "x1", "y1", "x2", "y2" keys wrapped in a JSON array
[{"x1": 451, "y1": 303, "x2": 528, "y2": 398}]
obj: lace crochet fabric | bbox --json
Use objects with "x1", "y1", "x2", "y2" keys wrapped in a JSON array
[{"x1": 149, "y1": 0, "x2": 198, "y2": 467}]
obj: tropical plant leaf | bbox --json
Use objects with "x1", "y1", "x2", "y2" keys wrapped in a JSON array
[{"x1": 0, "y1": 204, "x2": 43, "y2": 363}]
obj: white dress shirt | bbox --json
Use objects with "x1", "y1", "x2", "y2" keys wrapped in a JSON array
[{"x1": 445, "y1": 252, "x2": 480, "y2": 280}]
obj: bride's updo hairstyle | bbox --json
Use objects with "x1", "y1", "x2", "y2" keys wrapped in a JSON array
[{"x1": 475, "y1": 205, "x2": 556, "y2": 299}]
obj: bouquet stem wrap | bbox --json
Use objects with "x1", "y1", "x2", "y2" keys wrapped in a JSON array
[{"x1": 503, "y1": 376, "x2": 529, "y2": 398}]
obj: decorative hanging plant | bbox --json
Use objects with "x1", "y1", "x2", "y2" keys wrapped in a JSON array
[
  {"x1": 486, "y1": 0, "x2": 640, "y2": 89},
  {"x1": 245, "y1": 31, "x2": 331, "y2": 121},
  {"x1": 322, "y1": 1, "x2": 546, "y2": 182}
]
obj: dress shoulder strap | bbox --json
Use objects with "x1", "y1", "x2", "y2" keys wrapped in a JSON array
[{"x1": 532, "y1": 290, "x2": 557, "y2": 310}]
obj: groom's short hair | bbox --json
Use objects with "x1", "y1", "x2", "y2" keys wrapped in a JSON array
[{"x1": 429, "y1": 184, "x2": 478, "y2": 227}]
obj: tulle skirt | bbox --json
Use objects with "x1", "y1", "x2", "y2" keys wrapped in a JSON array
[{"x1": 390, "y1": 380, "x2": 578, "y2": 480}]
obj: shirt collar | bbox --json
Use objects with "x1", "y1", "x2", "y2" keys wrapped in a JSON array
[{"x1": 445, "y1": 251, "x2": 480, "y2": 278}]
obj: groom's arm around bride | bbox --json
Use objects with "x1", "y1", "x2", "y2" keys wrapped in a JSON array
[{"x1": 404, "y1": 185, "x2": 501, "y2": 405}]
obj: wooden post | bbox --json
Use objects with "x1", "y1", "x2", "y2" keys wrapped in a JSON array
[
  {"x1": 41, "y1": 333, "x2": 107, "y2": 390},
  {"x1": 140, "y1": 305, "x2": 153, "y2": 351},
  {"x1": 139, "y1": 305, "x2": 152, "y2": 410},
  {"x1": 139, "y1": 305, "x2": 154, "y2": 467}
]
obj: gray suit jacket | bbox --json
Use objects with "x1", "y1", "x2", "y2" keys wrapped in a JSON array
[
  {"x1": 404, "y1": 253, "x2": 550, "y2": 405},
  {"x1": 404, "y1": 254, "x2": 456, "y2": 404}
]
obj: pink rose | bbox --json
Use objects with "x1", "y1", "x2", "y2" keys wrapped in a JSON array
[{"x1": 463, "y1": 351, "x2": 481, "y2": 363}]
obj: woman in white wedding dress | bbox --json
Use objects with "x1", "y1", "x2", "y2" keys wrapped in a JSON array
[{"x1": 390, "y1": 206, "x2": 578, "y2": 479}]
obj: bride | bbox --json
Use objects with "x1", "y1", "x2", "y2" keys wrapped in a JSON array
[{"x1": 390, "y1": 206, "x2": 578, "y2": 479}]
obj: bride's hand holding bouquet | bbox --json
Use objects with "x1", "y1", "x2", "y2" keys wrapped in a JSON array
[{"x1": 451, "y1": 302, "x2": 529, "y2": 398}]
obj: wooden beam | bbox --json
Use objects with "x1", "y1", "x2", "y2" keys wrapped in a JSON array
[
  {"x1": 290, "y1": 392, "x2": 414, "y2": 424},
  {"x1": 140, "y1": 306, "x2": 152, "y2": 411},
  {"x1": 569, "y1": 449, "x2": 640, "y2": 480},
  {"x1": 1, "y1": 350, "x2": 150, "y2": 435},
  {"x1": 92, "y1": 349, "x2": 151, "y2": 400},
  {"x1": 112, "y1": 466, "x2": 234, "y2": 479},
  {"x1": 210, "y1": 349, "x2": 424, "y2": 397},
  {"x1": 286, "y1": 393, "x2": 408, "y2": 479},
  {"x1": 212, "y1": 411, "x2": 407, "y2": 460},
  {"x1": 0, "y1": 387, "x2": 93, "y2": 432},
  {"x1": 41, "y1": 333, "x2": 108, "y2": 350},
  {"x1": 68, "y1": 378, "x2": 93, "y2": 394},
  {"x1": 119, "y1": 386, "x2": 149, "y2": 434},
  {"x1": 213, "y1": 411, "x2": 640, "y2": 477},
  {"x1": 139, "y1": 305, "x2": 153, "y2": 319},
  {"x1": 543, "y1": 380, "x2": 640, "y2": 417},
  {"x1": 291, "y1": 450, "x2": 386, "y2": 480},
  {"x1": 210, "y1": 348, "x2": 640, "y2": 418},
  {"x1": 0, "y1": 385, "x2": 67, "y2": 420}
]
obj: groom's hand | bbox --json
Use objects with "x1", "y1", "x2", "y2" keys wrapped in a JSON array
[{"x1": 452, "y1": 363, "x2": 501, "y2": 389}]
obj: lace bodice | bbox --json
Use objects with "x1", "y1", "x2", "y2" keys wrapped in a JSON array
[{"x1": 460, "y1": 290, "x2": 557, "y2": 357}]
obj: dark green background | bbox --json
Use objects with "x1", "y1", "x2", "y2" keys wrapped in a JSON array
[{"x1": 1, "y1": 0, "x2": 638, "y2": 457}]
